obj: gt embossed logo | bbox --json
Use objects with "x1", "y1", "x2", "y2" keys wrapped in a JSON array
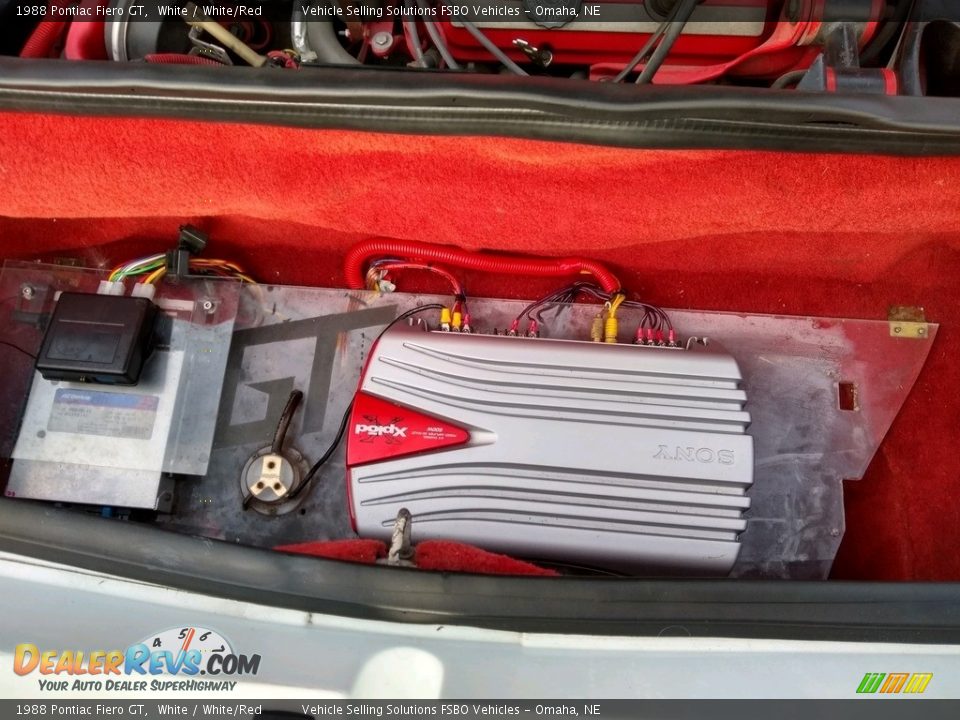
[
  {"x1": 654, "y1": 446, "x2": 735, "y2": 465},
  {"x1": 213, "y1": 306, "x2": 396, "y2": 449}
]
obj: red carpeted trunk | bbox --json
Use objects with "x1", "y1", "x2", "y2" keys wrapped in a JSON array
[{"x1": 1, "y1": 111, "x2": 958, "y2": 580}]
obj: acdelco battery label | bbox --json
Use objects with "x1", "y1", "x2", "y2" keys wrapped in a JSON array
[{"x1": 47, "y1": 389, "x2": 159, "y2": 441}]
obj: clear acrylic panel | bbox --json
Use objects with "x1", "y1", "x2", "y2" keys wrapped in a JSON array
[{"x1": 158, "y1": 286, "x2": 935, "y2": 579}]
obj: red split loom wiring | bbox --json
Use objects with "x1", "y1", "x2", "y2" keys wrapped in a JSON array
[
  {"x1": 144, "y1": 54, "x2": 224, "y2": 66},
  {"x1": 19, "y1": 21, "x2": 68, "y2": 59}
]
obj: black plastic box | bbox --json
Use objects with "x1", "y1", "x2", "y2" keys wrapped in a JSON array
[{"x1": 35, "y1": 292, "x2": 158, "y2": 385}]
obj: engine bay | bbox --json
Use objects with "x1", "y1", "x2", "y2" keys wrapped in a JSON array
[
  {"x1": 3, "y1": 0, "x2": 959, "y2": 96},
  {"x1": 0, "y1": 228, "x2": 937, "y2": 579}
]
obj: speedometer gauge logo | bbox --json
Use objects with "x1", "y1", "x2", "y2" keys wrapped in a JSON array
[{"x1": 140, "y1": 627, "x2": 234, "y2": 662}]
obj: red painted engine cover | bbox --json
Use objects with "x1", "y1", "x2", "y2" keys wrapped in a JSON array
[{"x1": 439, "y1": 0, "x2": 772, "y2": 68}]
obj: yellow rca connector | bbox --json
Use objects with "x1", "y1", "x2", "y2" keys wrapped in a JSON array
[
  {"x1": 603, "y1": 293, "x2": 626, "y2": 343},
  {"x1": 590, "y1": 313, "x2": 604, "y2": 342},
  {"x1": 439, "y1": 307, "x2": 452, "y2": 331},
  {"x1": 604, "y1": 315, "x2": 618, "y2": 344},
  {"x1": 452, "y1": 310, "x2": 463, "y2": 331}
]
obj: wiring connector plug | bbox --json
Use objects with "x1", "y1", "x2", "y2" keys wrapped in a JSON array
[
  {"x1": 603, "y1": 293, "x2": 625, "y2": 343},
  {"x1": 452, "y1": 310, "x2": 463, "y2": 332},
  {"x1": 440, "y1": 307, "x2": 452, "y2": 332},
  {"x1": 97, "y1": 280, "x2": 126, "y2": 296},
  {"x1": 377, "y1": 277, "x2": 397, "y2": 294},
  {"x1": 604, "y1": 315, "x2": 618, "y2": 344},
  {"x1": 590, "y1": 314, "x2": 604, "y2": 343},
  {"x1": 130, "y1": 283, "x2": 157, "y2": 301}
]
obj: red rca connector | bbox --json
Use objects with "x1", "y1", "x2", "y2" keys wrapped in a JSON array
[
  {"x1": 655, "y1": 329, "x2": 665, "y2": 346},
  {"x1": 645, "y1": 327, "x2": 654, "y2": 345},
  {"x1": 462, "y1": 313, "x2": 472, "y2": 334},
  {"x1": 527, "y1": 320, "x2": 540, "y2": 338},
  {"x1": 668, "y1": 329, "x2": 678, "y2": 347},
  {"x1": 634, "y1": 327, "x2": 644, "y2": 345},
  {"x1": 508, "y1": 319, "x2": 520, "y2": 337}
]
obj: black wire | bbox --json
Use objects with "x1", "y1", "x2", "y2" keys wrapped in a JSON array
[
  {"x1": 418, "y1": 8, "x2": 460, "y2": 69},
  {"x1": 0, "y1": 339, "x2": 36, "y2": 360},
  {"x1": 461, "y1": 20, "x2": 529, "y2": 76},
  {"x1": 287, "y1": 400, "x2": 354, "y2": 501},
  {"x1": 859, "y1": 0, "x2": 913, "y2": 66},
  {"x1": 612, "y1": 5, "x2": 676, "y2": 82},
  {"x1": 271, "y1": 389, "x2": 303, "y2": 454},
  {"x1": 514, "y1": 282, "x2": 672, "y2": 332},
  {"x1": 285, "y1": 303, "x2": 446, "y2": 502},
  {"x1": 636, "y1": 0, "x2": 698, "y2": 84},
  {"x1": 772, "y1": 69, "x2": 808, "y2": 89}
]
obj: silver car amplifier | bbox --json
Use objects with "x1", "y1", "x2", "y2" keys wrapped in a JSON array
[{"x1": 347, "y1": 322, "x2": 753, "y2": 575}]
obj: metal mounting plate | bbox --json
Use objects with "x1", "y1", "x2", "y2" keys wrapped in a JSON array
[
  {"x1": 156, "y1": 285, "x2": 935, "y2": 579},
  {"x1": 0, "y1": 275, "x2": 938, "y2": 577}
]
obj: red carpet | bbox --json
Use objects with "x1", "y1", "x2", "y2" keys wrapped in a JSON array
[
  {"x1": 1, "y1": 111, "x2": 959, "y2": 579},
  {"x1": 274, "y1": 539, "x2": 558, "y2": 576}
]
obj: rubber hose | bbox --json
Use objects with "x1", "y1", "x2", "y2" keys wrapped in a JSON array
[
  {"x1": 402, "y1": 0, "x2": 424, "y2": 65},
  {"x1": 344, "y1": 239, "x2": 621, "y2": 293},
  {"x1": 20, "y1": 21, "x2": 68, "y2": 58},
  {"x1": 636, "y1": 0, "x2": 698, "y2": 84},
  {"x1": 144, "y1": 53, "x2": 223, "y2": 65},
  {"x1": 461, "y1": 20, "x2": 527, "y2": 76},
  {"x1": 292, "y1": 5, "x2": 360, "y2": 65}
]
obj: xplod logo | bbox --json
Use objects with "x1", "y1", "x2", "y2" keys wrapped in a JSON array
[
  {"x1": 355, "y1": 415, "x2": 408, "y2": 443},
  {"x1": 856, "y1": 672, "x2": 933, "y2": 695},
  {"x1": 14, "y1": 626, "x2": 261, "y2": 693}
]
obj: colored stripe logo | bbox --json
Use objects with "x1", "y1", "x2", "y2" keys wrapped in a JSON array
[{"x1": 857, "y1": 672, "x2": 933, "y2": 694}]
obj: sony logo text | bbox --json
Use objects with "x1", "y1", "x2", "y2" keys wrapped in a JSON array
[{"x1": 654, "y1": 446, "x2": 735, "y2": 465}]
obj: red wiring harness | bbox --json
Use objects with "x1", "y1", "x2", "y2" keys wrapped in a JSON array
[
  {"x1": 18, "y1": 0, "x2": 82, "y2": 58},
  {"x1": 19, "y1": 20, "x2": 68, "y2": 59},
  {"x1": 144, "y1": 54, "x2": 224, "y2": 66},
  {"x1": 344, "y1": 239, "x2": 621, "y2": 294}
]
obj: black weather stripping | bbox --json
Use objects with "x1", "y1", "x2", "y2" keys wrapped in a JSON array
[
  {"x1": 1, "y1": 58, "x2": 960, "y2": 155},
  {"x1": 1, "y1": 499, "x2": 960, "y2": 643}
]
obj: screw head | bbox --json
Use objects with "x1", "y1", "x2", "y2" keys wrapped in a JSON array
[
  {"x1": 372, "y1": 31, "x2": 392, "y2": 49},
  {"x1": 201, "y1": 299, "x2": 215, "y2": 313},
  {"x1": 21, "y1": 285, "x2": 35, "y2": 300}
]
